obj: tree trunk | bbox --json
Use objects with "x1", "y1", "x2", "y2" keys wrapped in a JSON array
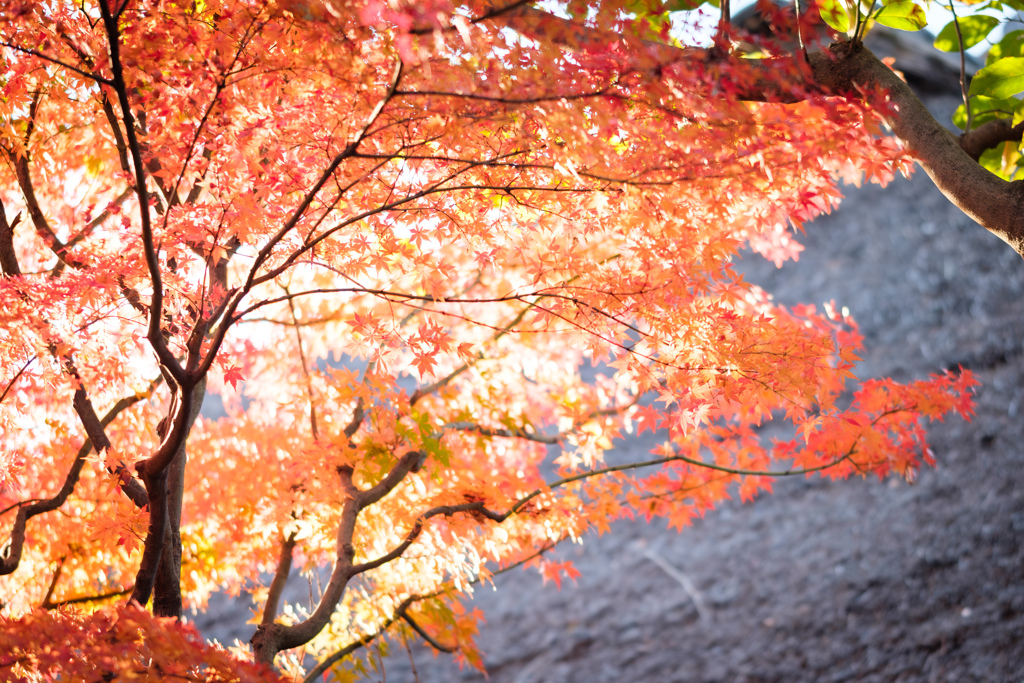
[{"x1": 152, "y1": 378, "x2": 207, "y2": 618}]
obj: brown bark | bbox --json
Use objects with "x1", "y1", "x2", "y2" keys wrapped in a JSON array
[
  {"x1": 806, "y1": 43, "x2": 1024, "y2": 256},
  {"x1": 959, "y1": 118, "x2": 1024, "y2": 162},
  {"x1": 261, "y1": 533, "x2": 298, "y2": 626},
  {"x1": 251, "y1": 450, "x2": 424, "y2": 665},
  {"x1": 128, "y1": 380, "x2": 198, "y2": 608},
  {"x1": 0, "y1": 200, "x2": 22, "y2": 277},
  {"x1": 152, "y1": 378, "x2": 207, "y2": 618}
]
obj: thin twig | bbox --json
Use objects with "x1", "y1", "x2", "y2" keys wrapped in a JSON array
[
  {"x1": 283, "y1": 284, "x2": 319, "y2": 439},
  {"x1": 949, "y1": 2, "x2": 973, "y2": 132},
  {"x1": 401, "y1": 613, "x2": 455, "y2": 653},
  {"x1": 0, "y1": 41, "x2": 112, "y2": 84},
  {"x1": 0, "y1": 358, "x2": 34, "y2": 407}
]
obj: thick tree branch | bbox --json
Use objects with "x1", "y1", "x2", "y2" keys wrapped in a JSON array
[
  {"x1": 113, "y1": 465, "x2": 150, "y2": 509},
  {"x1": 69, "y1": 364, "x2": 154, "y2": 509},
  {"x1": 2, "y1": 152, "x2": 162, "y2": 515},
  {"x1": 251, "y1": 449, "x2": 424, "y2": 663},
  {"x1": 357, "y1": 450, "x2": 424, "y2": 508},
  {"x1": 0, "y1": 200, "x2": 23, "y2": 277},
  {"x1": 98, "y1": 93, "x2": 132, "y2": 176},
  {"x1": 251, "y1": 467, "x2": 362, "y2": 663},
  {"x1": 98, "y1": 0, "x2": 183, "y2": 381},
  {"x1": 261, "y1": 532, "x2": 298, "y2": 626},
  {"x1": 806, "y1": 43, "x2": 1024, "y2": 255},
  {"x1": 129, "y1": 379, "x2": 201, "y2": 611},
  {"x1": 959, "y1": 118, "x2": 1024, "y2": 162},
  {"x1": 151, "y1": 378, "x2": 207, "y2": 618},
  {"x1": 128, "y1": 470, "x2": 170, "y2": 608}
]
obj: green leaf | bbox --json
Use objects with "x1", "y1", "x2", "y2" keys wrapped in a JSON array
[
  {"x1": 979, "y1": 0, "x2": 1003, "y2": 10},
  {"x1": 977, "y1": 141, "x2": 1022, "y2": 181},
  {"x1": 933, "y1": 15, "x2": 1000, "y2": 52},
  {"x1": 970, "y1": 58, "x2": 1024, "y2": 98},
  {"x1": 665, "y1": 0, "x2": 717, "y2": 9},
  {"x1": 1013, "y1": 100, "x2": 1024, "y2": 127},
  {"x1": 987, "y1": 30, "x2": 1024, "y2": 65},
  {"x1": 626, "y1": 0, "x2": 666, "y2": 13},
  {"x1": 874, "y1": 2, "x2": 927, "y2": 31},
  {"x1": 951, "y1": 95, "x2": 1021, "y2": 129},
  {"x1": 978, "y1": 145, "x2": 1004, "y2": 178},
  {"x1": 818, "y1": 0, "x2": 851, "y2": 33}
]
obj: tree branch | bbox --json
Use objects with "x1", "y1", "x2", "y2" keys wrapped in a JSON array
[
  {"x1": 129, "y1": 377, "x2": 203, "y2": 612},
  {"x1": 301, "y1": 543, "x2": 559, "y2": 683},
  {"x1": 806, "y1": 43, "x2": 1024, "y2": 255},
  {"x1": 64, "y1": 187, "x2": 134, "y2": 250},
  {"x1": 0, "y1": 40, "x2": 112, "y2": 85},
  {"x1": 10, "y1": 151, "x2": 86, "y2": 270},
  {"x1": 98, "y1": 0, "x2": 183, "y2": 381},
  {"x1": 127, "y1": 469, "x2": 170, "y2": 608},
  {"x1": 401, "y1": 613, "x2": 455, "y2": 653},
  {"x1": 283, "y1": 284, "x2": 319, "y2": 439},
  {"x1": 409, "y1": 303, "x2": 531, "y2": 406},
  {"x1": 203, "y1": 61, "x2": 406, "y2": 397},
  {"x1": 239, "y1": 59, "x2": 404, "y2": 296},
  {"x1": 357, "y1": 450, "x2": 424, "y2": 508},
  {"x1": 152, "y1": 377, "x2": 207, "y2": 618},
  {"x1": 0, "y1": 358, "x2": 32, "y2": 407},
  {"x1": 350, "y1": 502, "x2": 499, "y2": 576},
  {"x1": 489, "y1": 6, "x2": 1024, "y2": 255},
  {"x1": 251, "y1": 468, "x2": 362, "y2": 663},
  {"x1": 300, "y1": 596, "x2": 418, "y2": 683},
  {"x1": 252, "y1": 448, "x2": 424, "y2": 663},
  {"x1": 42, "y1": 585, "x2": 134, "y2": 609},
  {"x1": 0, "y1": 385, "x2": 155, "y2": 576},
  {"x1": 261, "y1": 532, "x2": 297, "y2": 626},
  {"x1": 959, "y1": 117, "x2": 1024, "y2": 162},
  {"x1": 441, "y1": 421, "x2": 561, "y2": 444},
  {"x1": 0, "y1": 199, "x2": 23, "y2": 277}
]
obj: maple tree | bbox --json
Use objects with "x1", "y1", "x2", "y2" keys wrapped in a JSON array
[{"x1": 0, "y1": 0, "x2": 1012, "y2": 678}]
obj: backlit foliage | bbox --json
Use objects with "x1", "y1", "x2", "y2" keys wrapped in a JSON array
[{"x1": 0, "y1": 0, "x2": 979, "y2": 679}]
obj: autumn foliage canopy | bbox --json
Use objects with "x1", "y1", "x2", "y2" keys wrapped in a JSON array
[{"x1": 0, "y1": 0, "x2": 996, "y2": 679}]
